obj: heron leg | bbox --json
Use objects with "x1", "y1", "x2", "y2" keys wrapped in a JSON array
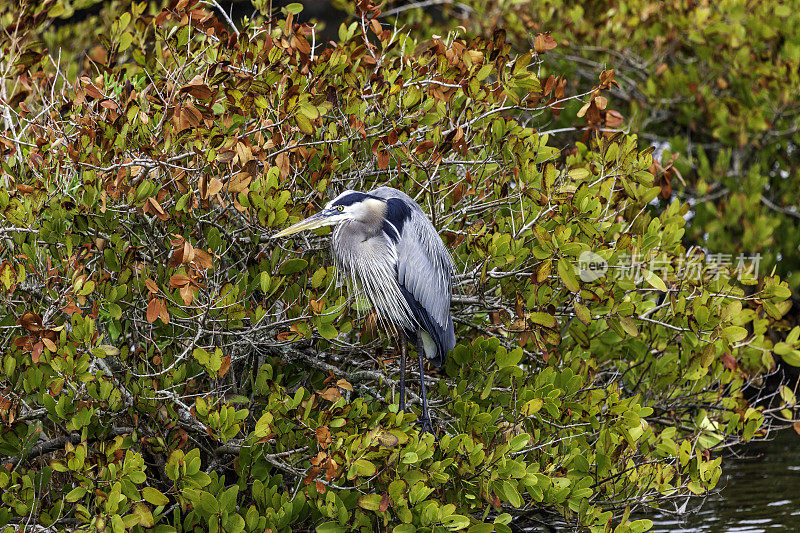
[
  {"x1": 415, "y1": 337, "x2": 434, "y2": 435},
  {"x1": 398, "y1": 331, "x2": 407, "y2": 413}
]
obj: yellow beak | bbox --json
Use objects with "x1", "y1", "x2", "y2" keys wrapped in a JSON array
[{"x1": 272, "y1": 212, "x2": 332, "y2": 238}]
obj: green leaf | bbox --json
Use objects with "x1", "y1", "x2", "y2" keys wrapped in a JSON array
[
  {"x1": 358, "y1": 494, "x2": 382, "y2": 511},
  {"x1": 558, "y1": 258, "x2": 579, "y2": 292},
  {"x1": 443, "y1": 515, "x2": 471, "y2": 531},
  {"x1": 317, "y1": 322, "x2": 338, "y2": 340},
  {"x1": 528, "y1": 312, "x2": 556, "y2": 328},
  {"x1": 643, "y1": 269, "x2": 668, "y2": 291},
  {"x1": 65, "y1": 486, "x2": 87, "y2": 502},
  {"x1": 285, "y1": 2, "x2": 303, "y2": 14},
  {"x1": 721, "y1": 326, "x2": 747, "y2": 343},
  {"x1": 316, "y1": 522, "x2": 347, "y2": 533},
  {"x1": 502, "y1": 480, "x2": 522, "y2": 507},
  {"x1": 781, "y1": 350, "x2": 800, "y2": 366},
  {"x1": 495, "y1": 347, "x2": 523, "y2": 368},
  {"x1": 508, "y1": 434, "x2": 530, "y2": 451},
  {"x1": 279, "y1": 258, "x2": 308, "y2": 275},
  {"x1": 142, "y1": 487, "x2": 169, "y2": 506},
  {"x1": 574, "y1": 301, "x2": 591, "y2": 324},
  {"x1": 353, "y1": 458, "x2": 377, "y2": 476},
  {"x1": 620, "y1": 316, "x2": 639, "y2": 337}
]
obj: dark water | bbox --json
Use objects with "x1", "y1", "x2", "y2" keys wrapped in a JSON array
[{"x1": 648, "y1": 428, "x2": 800, "y2": 532}]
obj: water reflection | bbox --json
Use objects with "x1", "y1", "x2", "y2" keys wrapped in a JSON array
[{"x1": 648, "y1": 428, "x2": 800, "y2": 532}]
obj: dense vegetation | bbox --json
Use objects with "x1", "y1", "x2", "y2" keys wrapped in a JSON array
[
  {"x1": 0, "y1": 1, "x2": 797, "y2": 532},
  {"x1": 387, "y1": 0, "x2": 800, "y2": 290}
]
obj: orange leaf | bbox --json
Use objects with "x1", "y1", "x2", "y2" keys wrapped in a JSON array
[{"x1": 62, "y1": 302, "x2": 82, "y2": 315}]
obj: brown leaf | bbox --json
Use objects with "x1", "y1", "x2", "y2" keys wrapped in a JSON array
[
  {"x1": 145, "y1": 279, "x2": 159, "y2": 294},
  {"x1": 147, "y1": 197, "x2": 167, "y2": 216},
  {"x1": 415, "y1": 140, "x2": 435, "y2": 155},
  {"x1": 336, "y1": 378, "x2": 353, "y2": 392},
  {"x1": 228, "y1": 173, "x2": 252, "y2": 194},
  {"x1": 533, "y1": 33, "x2": 557, "y2": 53},
  {"x1": 722, "y1": 352, "x2": 739, "y2": 371},
  {"x1": 377, "y1": 150, "x2": 389, "y2": 170},
  {"x1": 31, "y1": 341, "x2": 43, "y2": 363},
  {"x1": 19, "y1": 312, "x2": 43, "y2": 332},
  {"x1": 160, "y1": 302, "x2": 170, "y2": 324},
  {"x1": 235, "y1": 142, "x2": 253, "y2": 165},
  {"x1": 194, "y1": 249, "x2": 213, "y2": 269},
  {"x1": 182, "y1": 103, "x2": 202, "y2": 127},
  {"x1": 793, "y1": 421, "x2": 800, "y2": 435},
  {"x1": 379, "y1": 493, "x2": 390, "y2": 513},
  {"x1": 316, "y1": 426, "x2": 332, "y2": 449},
  {"x1": 147, "y1": 298, "x2": 161, "y2": 323},
  {"x1": 179, "y1": 284, "x2": 194, "y2": 306},
  {"x1": 62, "y1": 301, "x2": 82, "y2": 315},
  {"x1": 207, "y1": 177, "x2": 223, "y2": 197},
  {"x1": 275, "y1": 152, "x2": 290, "y2": 178},
  {"x1": 319, "y1": 387, "x2": 342, "y2": 402},
  {"x1": 594, "y1": 96, "x2": 608, "y2": 110},
  {"x1": 606, "y1": 110, "x2": 624, "y2": 128},
  {"x1": 182, "y1": 241, "x2": 195, "y2": 264},
  {"x1": 180, "y1": 83, "x2": 213, "y2": 99},
  {"x1": 218, "y1": 355, "x2": 231, "y2": 377},
  {"x1": 169, "y1": 274, "x2": 191, "y2": 288},
  {"x1": 84, "y1": 84, "x2": 104, "y2": 99}
]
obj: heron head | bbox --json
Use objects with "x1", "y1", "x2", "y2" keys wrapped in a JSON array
[{"x1": 272, "y1": 191, "x2": 385, "y2": 238}]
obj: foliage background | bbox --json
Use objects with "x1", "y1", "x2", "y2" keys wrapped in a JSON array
[{"x1": 1, "y1": 1, "x2": 798, "y2": 532}]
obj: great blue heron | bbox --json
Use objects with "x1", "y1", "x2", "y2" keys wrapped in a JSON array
[{"x1": 272, "y1": 186, "x2": 455, "y2": 433}]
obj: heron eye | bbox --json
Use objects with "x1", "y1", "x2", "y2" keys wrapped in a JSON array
[{"x1": 337, "y1": 205, "x2": 344, "y2": 211}]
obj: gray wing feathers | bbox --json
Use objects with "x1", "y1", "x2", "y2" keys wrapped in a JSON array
[{"x1": 370, "y1": 187, "x2": 456, "y2": 352}]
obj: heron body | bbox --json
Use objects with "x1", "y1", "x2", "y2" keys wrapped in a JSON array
[{"x1": 273, "y1": 186, "x2": 455, "y2": 432}]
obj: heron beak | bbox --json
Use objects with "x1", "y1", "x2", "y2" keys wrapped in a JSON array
[{"x1": 272, "y1": 211, "x2": 333, "y2": 238}]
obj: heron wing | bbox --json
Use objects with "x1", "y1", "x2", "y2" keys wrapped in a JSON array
[{"x1": 370, "y1": 187, "x2": 456, "y2": 363}]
